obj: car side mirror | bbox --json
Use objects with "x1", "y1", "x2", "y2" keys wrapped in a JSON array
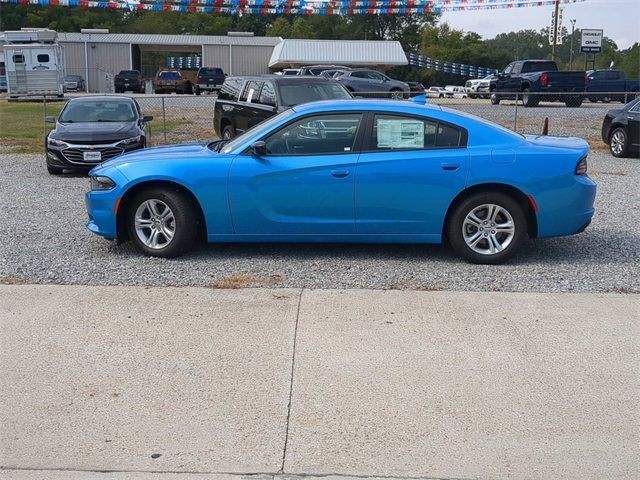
[
  {"x1": 142, "y1": 115, "x2": 153, "y2": 122},
  {"x1": 45, "y1": 116, "x2": 56, "y2": 124},
  {"x1": 251, "y1": 141, "x2": 267, "y2": 156}
]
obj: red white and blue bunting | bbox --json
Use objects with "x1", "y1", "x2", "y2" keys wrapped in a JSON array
[{"x1": 0, "y1": 0, "x2": 588, "y2": 14}]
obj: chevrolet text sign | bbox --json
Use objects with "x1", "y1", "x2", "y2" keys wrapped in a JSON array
[{"x1": 581, "y1": 29, "x2": 603, "y2": 53}]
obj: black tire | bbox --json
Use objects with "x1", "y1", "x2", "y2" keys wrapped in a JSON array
[
  {"x1": 588, "y1": 97, "x2": 598, "y2": 103},
  {"x1": 447, "y1": 192, "x2": 527, "y2": 265},
  {"x1": 522, "y1": 88, "x2": 539, "y2": 108},
  {"x1": 127, "y1": 188, "x2": 199, "y2": 258},
  {"x1": 609, "y1": 127, "x2": 629, "y2": 158},
  {"x1": 565, "y1": 96, "x2": 583, "y2": 108},
  {"x1": 222, "y1": 124, "x2": 235, "y2": 140},
  {"x1": 195, "y1": 87, "x2": 201, "y2": 96},
  {"x1": 490, "y1": 93, "x2": 500, "y2": 105},
  {"x1": 389, "y1": 88, "x2": 403, "y2": 99},
  {"x1": 47, "y1": 163, "x2": 63, "y2": 175}
]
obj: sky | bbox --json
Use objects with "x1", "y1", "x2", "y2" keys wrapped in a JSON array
[{"x1": 440, "y1": 0, "x2": 640, "y2": 50}]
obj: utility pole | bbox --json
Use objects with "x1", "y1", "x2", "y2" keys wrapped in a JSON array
[
  {"x1": 569, "y1": 19, "x2": 577, "y2": 69},
  {"x1": 551, "y1": 0, "x2": 560, "y2": 62}
]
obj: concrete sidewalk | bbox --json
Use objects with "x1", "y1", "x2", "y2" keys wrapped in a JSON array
[{"x1": 1, "y1": 285, "x2": 638, "y2": 480}]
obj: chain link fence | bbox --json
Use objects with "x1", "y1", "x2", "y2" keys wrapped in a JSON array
[{"x1": 7, "y1": 90, "x2": 633, "y2": 152}]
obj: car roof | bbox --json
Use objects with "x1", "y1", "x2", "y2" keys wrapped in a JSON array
[
  {"x1": 292, "y1": 99, "x2": 441, "y2": 114},
  {"x1": 227, "y1": 74, "x2": 338, "y2": 83}
]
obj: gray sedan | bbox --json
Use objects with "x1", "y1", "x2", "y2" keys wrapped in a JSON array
[{"x1": 335, "y1": 69, "x2": 410, "y2": 98}]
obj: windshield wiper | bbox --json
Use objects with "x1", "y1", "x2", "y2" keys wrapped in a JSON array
[{"x1": 207, "y1": 140, "x2": 228, "y2": 152}]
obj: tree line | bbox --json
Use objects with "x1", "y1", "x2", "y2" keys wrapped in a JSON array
[{"x1": 1, "y1": 5, "x2": 637, "y2": 85}]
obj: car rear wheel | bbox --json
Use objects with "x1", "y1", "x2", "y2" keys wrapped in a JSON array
[
  {"x1": 610, "y1": 127, "x2": 629, "y2": 158},
  {"x1": 490, "y1": 93, "x2": 500, "y2": 105},
  {"x1": 447, "y1": 192, "x2": 527, "y2": 264},
  {"x1": 127, "y1": 188, "x2": 198, "y2": 258},
  {"x1": 389, "y1": 89, "x2": 403, "y2": 99},
  {"x1": 522, "y1": 88, "x2": 539, "y2": 107}
]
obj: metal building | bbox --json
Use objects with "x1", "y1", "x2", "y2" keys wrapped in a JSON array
[
  {"x1": 269, "y1": 39, "x2": 408, "y2": 70},
  {"x1": 57, "y1": 30, "x2": 282, "y2": 93}
]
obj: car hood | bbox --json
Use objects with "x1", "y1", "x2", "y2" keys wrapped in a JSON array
[
  {"x1": 52, "y1": 122, "x2": 140, "y2": 143},
  {"x1": 98, "y1": 142, "x2": 210, "y2": 169}
]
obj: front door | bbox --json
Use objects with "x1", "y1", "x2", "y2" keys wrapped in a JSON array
[
  {"x1": 355, "y1": 113, "x2": 469, "y2": 235},
  {"x1": 229, "y1": 112, "x2": 363, "y2": 235}
]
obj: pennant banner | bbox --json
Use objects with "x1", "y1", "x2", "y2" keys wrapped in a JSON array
[{"x1": 0, "y1": 0, "x2": 588, "y2": 13}]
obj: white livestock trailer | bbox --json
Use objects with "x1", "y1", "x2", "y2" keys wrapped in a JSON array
[{"x1": 2, "y1": 29, "x2": 64, "y2": 98}]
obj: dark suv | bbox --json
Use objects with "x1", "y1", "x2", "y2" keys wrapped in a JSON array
[{"x1": 214, "y1": 75, "x2": 352, "y2": 139}]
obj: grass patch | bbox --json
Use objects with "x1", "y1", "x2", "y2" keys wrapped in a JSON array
[{"x1": 0, "y1": 101, "x2": 63, "y2": 153}]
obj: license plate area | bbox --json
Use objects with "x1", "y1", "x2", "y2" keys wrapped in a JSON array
[{"x1": 83, "y1": 151, "x2": 102, "y2": 162}]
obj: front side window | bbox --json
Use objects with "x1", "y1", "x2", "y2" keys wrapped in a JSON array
[
  {"x1": 351, "y1": 71, "x2": 369, "y2": 79},
  {"x1": 263, "y1": 114, "x2": 362, "y2": 155},
  {"x1": 371, "y1": 114, "x2": 463, "y2": 150},
  {"x1": 259, "y1": 82, "x2": 276, "y2": 107}
]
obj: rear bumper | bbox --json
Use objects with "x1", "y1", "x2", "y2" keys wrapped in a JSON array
[{"x1": 536, "y1": 175, "x2": 597, "y2": 238}]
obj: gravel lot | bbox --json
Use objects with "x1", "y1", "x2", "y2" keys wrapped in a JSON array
[{"x1": 1, "y1": 148, "x2": 638, "y2": 293}]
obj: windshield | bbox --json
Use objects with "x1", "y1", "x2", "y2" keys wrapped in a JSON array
[
  {"x1": 59, "y1": 100, "x2": 137, "y2": 123},
  {"x1": 278, "y1": 83, "x2": 351, "y2": 106},
  {"x1": 65, "y1": 75, "x2": 81, "y2": 81},
  {"x1": 221, "y1": 109, "x2": 295, "y2": 154},
  {"x1": 159, "y1": 71, "x2": 179, "y2": 80}
]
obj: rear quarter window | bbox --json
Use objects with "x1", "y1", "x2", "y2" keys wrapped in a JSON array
[{"x1": 219, "y1": 78, "x2": 243, "y2": 101}]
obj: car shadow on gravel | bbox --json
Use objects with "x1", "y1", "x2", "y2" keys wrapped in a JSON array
[{"x1": 110, "y1": 228, "x2": 635, "y2": 266}]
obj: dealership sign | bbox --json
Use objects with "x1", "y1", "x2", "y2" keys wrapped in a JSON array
[{"x1": 581, "y1": 29, "x2": 603, "y2": 53}]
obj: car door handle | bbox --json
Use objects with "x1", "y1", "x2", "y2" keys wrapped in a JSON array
[
  {"x1": 331, "y1": 170, "x2": 350, "y2": 178},
  {"x1": 440, "y1": 163, "x2": 460, "y2": 171}
]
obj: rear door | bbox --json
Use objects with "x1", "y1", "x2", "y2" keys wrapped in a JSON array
[
  {"x1": 229, "y1": 112, "x2": 363, "y2": 235},
  {"x1": 355, "y1": 112, "x2": 470, "y2": 235},
  {"x1": 235, "y1": 80, "x2": 263, "y2": 133},
  {"x1": 628, "y1": 101, "x2": 640, "y2": 148}
]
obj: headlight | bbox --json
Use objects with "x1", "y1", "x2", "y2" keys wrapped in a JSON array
[
  {"x1": 118, "y1": 136, "x2": 142, "y2": 146},
  {"x1": 47, "y1": 137, "x2": 67, "y2": 148},
  {"x1": 90, "y1": 176, "x2": 116, "y2": 191}
]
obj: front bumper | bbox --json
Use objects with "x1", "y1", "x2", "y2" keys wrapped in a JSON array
[
  {"x1": 85, "y1": 169, "x2": 129, "y2": 239},
  {"x1": 46, "y1": 141, "x2": 144, "y2": 170}
]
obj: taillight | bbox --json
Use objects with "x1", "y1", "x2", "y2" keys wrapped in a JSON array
[
  {"x1": 540, "y1": 72, "x2": 549, "y2": 87},
  {"x1": 584, "y1": 73, "x2": 589, "y2": 86},
  {"x1": 575, "y1": 157, "x2": 588, "y2": 175}
]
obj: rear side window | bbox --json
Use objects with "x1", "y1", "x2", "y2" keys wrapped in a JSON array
[
  {"x1": 522, "y1": 61, "x2": 557, "y2": 73},
  {"x1": 371, "y1": 114, "x2": 464, "y2": 150},
  {"x1": 37, "y1": 54, "x2": 50, "y2": 63},
  {"x1": 240, "y1": 81, "x2": 263, "y2": 103},
  {"x1": 218, "y1": 77, "x2": 243, "y2": 101}
]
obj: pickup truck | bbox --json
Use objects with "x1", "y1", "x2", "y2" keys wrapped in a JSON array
[
  {"x1": 114, "y1": 70, "x2": 145, "y2": 94},
  {"x1": 490, "y1": 60, "x2": 586, "y2": 107},
  {"x1": 153, "y1": 70, "x2": 193, "y2": 95},
  {"x1": 586, "y1": 69, "x2": 640, "y2": 103},
  {"x1": 194, "y1": 67, "x2": 225, "y2": 95}
]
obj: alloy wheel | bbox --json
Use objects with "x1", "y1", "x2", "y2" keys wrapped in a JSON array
[
  {"x1": 134, "y1": 199, "x2": 176, "y2": 249},
  {"x1": 462, "y1": 204, "x2": 515, "y2": 255},
  {"x1": 611, "y1": 130, "x2": 625, "y2": 155}
]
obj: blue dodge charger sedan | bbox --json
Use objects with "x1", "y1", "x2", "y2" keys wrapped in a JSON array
[{"x1": 86, "y1": 99, "x2": 596, "y2": 264}]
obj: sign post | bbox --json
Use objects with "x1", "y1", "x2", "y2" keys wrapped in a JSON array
[{"x1": 581, "y1": 29, "x2": 603, "y2": 71}]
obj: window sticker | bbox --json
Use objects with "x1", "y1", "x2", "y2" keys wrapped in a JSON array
[
  {"x1": 377, "y1": 119, "x2": 424, "y2": 149},
  {"x1": 246, "y1": 88, "x2": 255, "y2": 103}
]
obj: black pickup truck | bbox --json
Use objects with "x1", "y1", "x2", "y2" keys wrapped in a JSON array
[
  {"x1": 490, "y1": 60, "x2": 585, "y2": 107},
  {"x1": 114, "y1": 70, "x2": 145, "y2": 94},
  {"x1": 586, "y1": 69, "x2": 640, "y2": 103},
  {"x1": 194, "y1": 67, "x2": 226, "y2": 95}
]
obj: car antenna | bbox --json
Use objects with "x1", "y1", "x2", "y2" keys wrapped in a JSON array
[{"x1": 542, "y1": 117, "x2": 549, "y2": 136}]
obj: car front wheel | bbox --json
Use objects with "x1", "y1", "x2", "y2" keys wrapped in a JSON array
[
  {"x1": 127, "y1": 188, "x2": 199, "y2": 258},
  {"x1": 448, "y1": 192, "x2": 527, "y2": 264},
  {"x1": 609, "y1": 127, "x2": 628, "y2": 158},
  {"x1": 222, "y1": 125, "x2": 235, "y2": 140}
]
